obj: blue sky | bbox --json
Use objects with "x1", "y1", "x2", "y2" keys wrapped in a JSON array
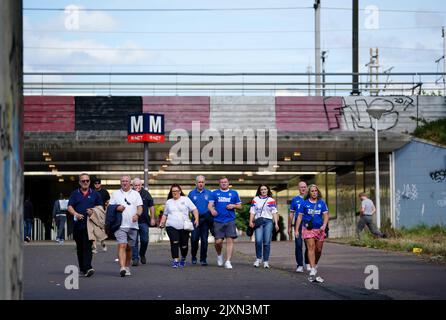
[{"x1": 22, "y1": 0, "x2": 446, "y2": 94}]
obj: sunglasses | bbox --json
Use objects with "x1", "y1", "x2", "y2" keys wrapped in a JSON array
[
  {"x1": 80, "y1": 180, "x2": 90, "y2": 183},
  {"x1": 124, "y1": 198, "x2": 131, "y2": 205}
]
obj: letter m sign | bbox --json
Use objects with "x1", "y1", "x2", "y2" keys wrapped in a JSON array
[{"x1": 127, "y1": 113, "x2": 165, "y2": 143}]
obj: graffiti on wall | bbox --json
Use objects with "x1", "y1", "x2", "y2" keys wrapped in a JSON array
[
  {"x1": 430, "y1": 169, "x2": 446, "y2": 183},
  {"x1": 324, "y1": 96, "x2": 416, "y2": 132},
  {"x1": 395, "y1": 184, "x2": 418, "y2": 225}
]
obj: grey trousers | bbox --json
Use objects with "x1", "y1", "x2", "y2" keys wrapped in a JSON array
[{"x1": 356, "y1": 215, "x2": 383, "y2": 239}]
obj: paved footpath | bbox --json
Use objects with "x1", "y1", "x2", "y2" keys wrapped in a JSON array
[{"x1": 23, "y1": 239, "x2": 446, "y2": 300}]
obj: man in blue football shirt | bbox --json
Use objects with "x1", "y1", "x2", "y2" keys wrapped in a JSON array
[
  {"x1": 289, "y1": 181, "x2": 310, "y2": 273},
  {"x1": 188, "y1": 175, "x2": 214, "y2": 266},
  {"x1": 208, "y1": 177, "x2": 242, "y2": 269}
]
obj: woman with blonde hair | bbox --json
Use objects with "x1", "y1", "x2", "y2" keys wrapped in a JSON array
[{"x1": 295, "y1": 184, "x2": 329, "y2": 283}]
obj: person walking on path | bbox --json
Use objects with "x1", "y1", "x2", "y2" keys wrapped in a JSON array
[
  {"x1": 131, "y1": 177, "x2": 156, "y2": 266},
  {"x1": 67, "y1": 173, "x2": 103, "y2": 277},
  {"x1": 249, "y1": 185, "x2": 279, "y2": 269},
  {"x1": 289, "y1": 181, "x2": 310, "y2": 273},
  {"x1": 108, "y1": 175, "x2": 143, "y2": 277},
  {"x1": 24, "y1": 196, "x2": 34, "y2": 243},
  {"x1": 295, "y1": 184, "x2": 329, "y2": 283},
  {"x1": 356, "y1": 192, "x2": 384, "y2": 239},
  {"x1": 159, "y1": 184, "x2": 199, "y2": 268},
  {"x1": 52, "y1": 193, "x2": 69, "y2": 244},
  {"x1": 188, "y1": 175, "x2": 214, "y2": 266},
  {"x1": 208, "y1": 177, "x2": 242, "y2": 269}
]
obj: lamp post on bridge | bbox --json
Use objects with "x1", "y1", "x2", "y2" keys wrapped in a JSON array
[{"x1": 366, "y1": 105, "x2": 386, "y2": 229}]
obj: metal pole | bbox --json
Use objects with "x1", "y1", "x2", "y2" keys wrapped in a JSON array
[
  {"x1": 322, "y1": 51, "x2": 326, "y2": 96},
  {"x1": 307, "y1": 65, "x2": 312, "y2": 96},
  {"x1": 352, "y1": 0, "x2": 360, "y2": 95},
  {"x1": 375, "y1": 118, "x2": 381, "y2": 229},
  {"x1": 443, "y1": 27, "x2": 445, "y2": 96},
  {"x1": 144, "y1": 142, "x2": 149, "y2": 190},
  {"x1": 315, "y1": 0, "x2": 321, "y2": 96}
]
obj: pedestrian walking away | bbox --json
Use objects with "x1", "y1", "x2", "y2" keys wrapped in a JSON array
[
  {"x1": 295, "y1": 184, "x2": 329, "y2": 283},
  {"x1": 24, "y1": 196, "x2": 34, "y2": 243},
  {"x1": 108, "y1": 175, "x2": 143, "y2": 277},
  {"x1": 188, "y1": 175, "x2": 214, "y2": 266},
  {"x1": 356, "y1": 192, "x2": 384, "y2": 239},
  {"x1": 249, "y1": 185, "x2": 279, "y2": 269},
  {"x1": 208, "y1": 177, "x2": 242, "y2": 270},
  {"x1": 67, "y1": 173, "x2": 103, "y2": 277},
  {"x1": 159, "y1": 184, "x2": 199, "y2": 268}
]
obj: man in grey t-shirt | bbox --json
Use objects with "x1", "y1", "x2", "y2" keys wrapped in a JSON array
[{"x1": 356, "y1": 193, "x2": 384, "y2": 239}]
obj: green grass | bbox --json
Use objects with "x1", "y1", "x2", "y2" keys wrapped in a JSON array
[
  {"x1": 333, "y1": 224, "x2": 446, "y2": 263},
  {"x1": 412, "y1": 118, "x2": 446, "y2": 145}
]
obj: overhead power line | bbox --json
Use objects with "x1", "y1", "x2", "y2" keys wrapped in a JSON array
[
  {"x1": 24, "y1": 46, "x2": 442, "y2": 52},
  {"x1": 23, "y1": 26, "x2": 442, "y2": 35}
]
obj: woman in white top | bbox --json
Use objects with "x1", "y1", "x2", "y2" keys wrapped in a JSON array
[
  {"x1": 249, "y1": 185, "x2": 279, "y2": 269},
  {"x1": 159, "y1": 184, "x2": 199, "y2": 268}
]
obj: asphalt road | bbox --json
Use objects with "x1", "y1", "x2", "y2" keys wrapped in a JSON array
[{"x1": 23, "y1": 240, "x2": 446, "y2": 300}]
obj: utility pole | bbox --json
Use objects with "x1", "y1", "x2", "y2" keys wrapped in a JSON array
[
  {"x1": 321, "y1": 50, "x2": 328, "y2": 96},
  {"x1": 314, "y1": 0, "x2": 321, "y2": 96},
  {"x1": 352, "y1": 0, "x2": 360, "y2": 95}
]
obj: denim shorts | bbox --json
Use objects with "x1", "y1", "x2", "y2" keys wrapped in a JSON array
[
  {"x1": 213, "y1": 220, "x2": 238, "y2": 240},
  {"x1": 114, "y1": 228, "x2": 138, "y2": 246}
]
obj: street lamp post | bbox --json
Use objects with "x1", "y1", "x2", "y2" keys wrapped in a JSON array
[{"x1": 366, "y1": 105, "x2": 386, "y2": 229}]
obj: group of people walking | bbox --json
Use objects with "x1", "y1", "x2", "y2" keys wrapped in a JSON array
[{"x1": 65, "y1": 172, "x2": 382, "y2": 283}]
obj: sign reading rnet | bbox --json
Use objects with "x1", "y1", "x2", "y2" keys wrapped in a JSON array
[{"x1": 128, "y1": 113, "x2": 165, "y2": 143}]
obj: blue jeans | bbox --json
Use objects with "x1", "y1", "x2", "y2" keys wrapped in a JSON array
[
  {"x1": 55, "y1": 215, "x2": 66, "y2": 240},
  {"x1": 254, "y1": 218, "x2": 273, "y2": 261},
  {"x1": 132, "y1": 223, "x2": 149, "y2": 261},
  {"x1": 191, "y1": 214, "x2": 213, "y2": 262},
  {"x1": 294, "y1": 224, "x2": 309, "y2": 267},
  {"x1": 24, "y1": 219, "x2": 33, "y2": 240}
]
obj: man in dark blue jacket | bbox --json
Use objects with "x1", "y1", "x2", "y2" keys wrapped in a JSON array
[
  {"x1": 131, "y1": 177, "x2": 155, "y2": 266},
  {"x1": 67, "y1": 173, "x2": 103, "y2": 277}
]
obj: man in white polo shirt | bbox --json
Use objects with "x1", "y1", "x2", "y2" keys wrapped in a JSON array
[{"x1": 109, "y1": 175, "x2": 143, "y2": 277}]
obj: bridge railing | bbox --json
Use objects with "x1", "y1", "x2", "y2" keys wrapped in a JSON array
[{"x1": 23, "y1": 72, "x2": 446, "y2": 97}]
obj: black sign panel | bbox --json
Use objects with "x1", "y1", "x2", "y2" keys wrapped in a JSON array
[{"x1": 75, "y1": 96, "x2": 142, "y2": 130}]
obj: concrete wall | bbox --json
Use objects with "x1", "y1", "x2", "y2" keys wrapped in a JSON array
[
  {"x1": 25, "y1": 95, "x2": 446, "y2": 135},
  {"x1": 394, "y1": 139, "x2": 446, "y2": 228},
  {"x1": 0, "y1": 0, "x2": 23, "y2": 300}
]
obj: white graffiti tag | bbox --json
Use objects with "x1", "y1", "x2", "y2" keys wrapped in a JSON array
[{"x1": 401, "y1": 184, "x2": 418, "y2": 201}]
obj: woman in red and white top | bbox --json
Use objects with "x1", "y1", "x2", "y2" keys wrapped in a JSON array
[{"x1": 249, "y1": 185, "x2": 279, "y2": 269}]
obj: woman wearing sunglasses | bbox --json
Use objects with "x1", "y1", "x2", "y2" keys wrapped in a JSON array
[{"x1": 159, "y1": 184, "x2": 199, "y2": 268}]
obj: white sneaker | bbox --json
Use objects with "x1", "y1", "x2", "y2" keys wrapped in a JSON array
[
  {"x1": 296, "y1": 266, "x2": 304, "y2": 273},
  {"x1": 125, "y1": 267, "x2": 131, "y2": 276},
  {"x1": 224, "y1": 260, "x2": 233, "y2": 269},
  {"x1": 217, "y1": 255, "x2": 224, "y2": 267},
  {"x1": 263, "y1": 261, "x2": 270, "y2": 269},
  {"x1": 92, "y1": 249, "x2": 98, "y2": 254},
  {"x1": 310, "y1": 268, "x2": 317, "y2": 277},
  {"x1": 102, "y1": 244, "x2": 107, "y2": 252},
  {"x1": 115, "y1": 258, "x2": 119, "y2": 262},
  {"x1": 306, "y1": 264, "x2": 311, "y2": 271},
  {"x1": 253, "y1": 259, "x2": 261, "y2": 268}
]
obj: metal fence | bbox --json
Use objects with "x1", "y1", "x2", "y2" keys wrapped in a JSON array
[
  {"x1": 23, "y1": 72, "x2": 446, "y2": 97},
  {"x1": 32, "y1": 218, "x2": 73, "y2": 241}
]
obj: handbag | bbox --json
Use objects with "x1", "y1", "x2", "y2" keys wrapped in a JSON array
[{"x1": 183, "y1": 219, "x2": 194, "y2": 231}]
